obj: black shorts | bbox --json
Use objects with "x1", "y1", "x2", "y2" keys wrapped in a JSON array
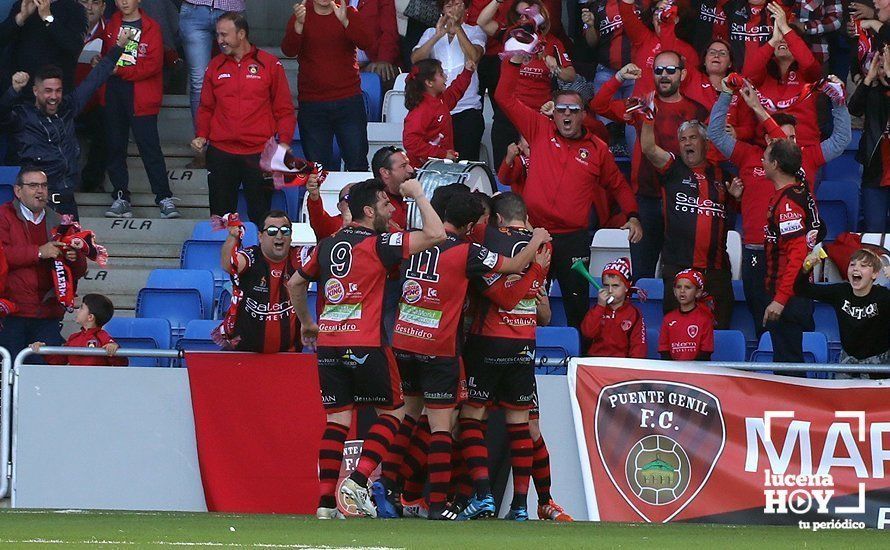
[
  {"x1": 317, "y1": 346, "x2": 404, "y2": 412},
  {"x1": 463, "y1": 335, "x2": 536, "y2": 410},
  {"x1": 394, "y1": 349, "x2": 466, "y2": 408}
]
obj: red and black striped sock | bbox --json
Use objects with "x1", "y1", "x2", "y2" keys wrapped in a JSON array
[
  {"x1": 427, "y1": 431, "x2": 453, "y2": 507},
  {"x1": 399, "y1": 416, "x2": 430, "y2": 502},
  {"x1": 450, "y1": 437, "x2": 472, "y2": 506},
  {"x1": 318, "y1": 422, "x2": 349, "y2": 509},
  {"x1": 379, "y1": 415, "x2": 417, "y2": 489},
  {"x1": 459, "y1": 417, "x2": 490, "y2": 496},
  {"x1": 350, "y1": 414, "x2": 400, "y2": 487},
  {"x1": 507, "y1": 422, "x2": 533, "y2": 509},
  {"x1": 532, "y1": 435, "x2": 552, "y2": 505}
]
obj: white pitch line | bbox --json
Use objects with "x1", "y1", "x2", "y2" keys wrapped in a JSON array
[{"x1": 0, "y1": 540, "x2": 402, "y2": 550}]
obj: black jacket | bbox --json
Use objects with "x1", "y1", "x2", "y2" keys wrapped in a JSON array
[
  {"x1": 0, "y1": 0, "x2": 88, "y2": 93},
  {"x1": 848, "y1": 81, "x2": 890, "y2": 188},
  {"x1": 0, "y1": 46, "x2": 123, "y2": 192}
]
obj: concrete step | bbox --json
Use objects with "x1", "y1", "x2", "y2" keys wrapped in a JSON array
[
  {"x1": 128, "y1": 141, "x2": 194, "y2": 158},
  {"x1": 76, "y1": 192, "x2": 208, "y2": 208},
  {"x1": 78, "y1": 204, "x2": 209, "y2": 220},
  {"x1": 78, "y1": 266, "x2": 150, "y2": 303},
  {"x1": 83, "y1": 216, "x2": 198, "y2": 248},
  {"x1": 126, "y1": 157, "x2": 199, "y2": 171},
  {"x1": 127, "y1": 168, "x2": 208, "y2": 196},
  {"x1": 103, "y1": 256, "x2": 181, "y2": 269}
]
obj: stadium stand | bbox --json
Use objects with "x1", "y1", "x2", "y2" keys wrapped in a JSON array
[
  {"x1": 535, "y1": 326, "x2": 580, "y2": 375},
  {"x1": 712, "y1": 330, "x2": 747, "y2": 362},
  {"x1": 177, "y1": 320, "x2": 222, "y2": 352},
  {"x1": 360, "y1": 72, "x2": 384, "y2": 122},
  {"x1": 104, "y1": 317, "x2": 172, "y2": 367},
  {"x1": 136, "y1": 288, "x2": 204, "y2": 340},
  {"x1": 750, "y1": 332, "x2": 829, "y2": 367},
  {"x1": 816, "y1": 179, "x2": 859, "y2": 241}
]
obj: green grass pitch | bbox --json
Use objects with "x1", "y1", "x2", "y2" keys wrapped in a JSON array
[{"x1": 0, "y1": 510, "x2": 885, "y2": 549}]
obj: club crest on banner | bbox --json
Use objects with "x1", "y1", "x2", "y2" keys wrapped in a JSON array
[{"x1": 594, "y1": 381, "x2": 726, "y2": 522}]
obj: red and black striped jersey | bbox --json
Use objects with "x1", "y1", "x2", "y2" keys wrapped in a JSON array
[
  {"x1": 234, "y1": 245, "x2": 304, "y2": 353},
  {"x1": 298, "y1": 224, "x2": 409, "y2": 347},
  {"x1": 728, "y1": 0, "x2": 795, "y2": 70},
  {"x1": 591, "y1": 0, "x2": 643, "y2": 71},
  {"x1": 470, "y1": 225, "x2": 546, "y2": 340},
  {"x1": 765, "y1": 183, "x2": 825, "y2": 305},
  {"x1": 392, "y1": 232, "x2": 504, "y2": 357},
  {"x1": 659, "y1": 156, "x2": 732, "y2": 270}
]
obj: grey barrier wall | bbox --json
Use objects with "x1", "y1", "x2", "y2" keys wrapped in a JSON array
[
  {"x1": 1, "y1": 347, "x2": 11, "y2": 499},
  {"x1": 11, "y1": 348, "x2": 206, "y2": 511}
]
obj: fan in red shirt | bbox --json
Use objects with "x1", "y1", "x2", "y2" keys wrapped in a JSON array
[
  {"x1": 592, "y1": 52, "x2": 709, "y2": 279},
  {"x1": 381, "y1": 192, "x2": 549, "y2": 520},
  {"x1": 680, "y1": 39, "x2": 735, "y2": 111},
  {"x1": 305, "y1": 175, "x2": 352, "y2": 241},
  {"x1": 658, "y1": 269, "x2": 715, "y2": 360},
  {"x1": 288, "y1": 178, "x2": 447, "y2": 520},
  {"x1": 638, "y1": 113, "x2": 734, "y2": 328},
  {"x1": 739, "y1": 3, "x2": 822, "y2": 147},
  {"x1": 581, "y1": 257, "x2": 647, "y2": 358},
  {"x1": 31, "y1": 293, "x2": 127, "y2": 367},
  {"x1": 402, "y1": 59, "x2": 475, "y2": 168},
  {"x1": 481, "y1": 0, "x2": 576, "y2": 167},
  {"x1": 762, "y1": 139, "x2": 825, "y2": 364},
  {"x1": 495, "y1": 56, "x2": 641, "y2": 330},
  {"x1": 281, "y1": 0, "x2": 374, "y2": 171}
]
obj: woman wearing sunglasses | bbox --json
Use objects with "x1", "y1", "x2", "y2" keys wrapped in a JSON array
[{"x1": 476, "y1": 0, "x2": 576, "y2": 168}]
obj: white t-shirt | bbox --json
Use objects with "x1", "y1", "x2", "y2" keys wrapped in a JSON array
[{"x1": 414, "y1": 23, "x2": 486, "y2": 114}]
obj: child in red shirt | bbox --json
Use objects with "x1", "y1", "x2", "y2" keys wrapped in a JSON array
[
  {"x1": 31, "y1": 294, "x2": 127, "y2": 366},
  {"x1": 658, "y1": 269, "x2": 715, "y2": 361},
  {"x1": 402, "y1": 58, "x2": 475, "y2": 168},
  {"x1": 581, "y1": 257, "x2": 647, "y2": 358}
]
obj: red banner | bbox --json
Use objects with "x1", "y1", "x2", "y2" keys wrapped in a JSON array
[
  {"x1": 569, "y1": 359, "x2": 890, "y2": 529},
  {"x1": 186, "y1": 352, "x2": 325, "y2": 514}
]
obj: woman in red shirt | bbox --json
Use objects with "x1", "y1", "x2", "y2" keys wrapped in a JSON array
[
  {"x1": 739, "y1": 3, "x2": 822, "y2": 146},
  {"x1": 402, "y1": 59, "x2": 476, "y2": 167},
  {"x1": 477, "y1": 0, "x2": 576, "y2": 168}
]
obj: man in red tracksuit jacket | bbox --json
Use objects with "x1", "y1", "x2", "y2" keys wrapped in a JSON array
[
  {"x1": 0, "y1": 167, "x2": 87, "y2": 359},
  {"x1": 495, "y1": 56, "x2": 641, "y2": 331},
  {"x1": 192, "y1": 12, "x2": 296, "y2": 225}
]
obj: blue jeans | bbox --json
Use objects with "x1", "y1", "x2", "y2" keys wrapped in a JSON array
[
  {"x1": 593, "y1": 65, "x2": 637, "y2": 150},
  {"x1": 180, "y1": 2, "x2": 237, "y2": 127},
  {"x1": 629, "y1": 195, "x2": 663, "y2": 280},
  {"x1": 298, "y1": 94, "x2": 369, "y2": 171},
  {"x1": 861, "y1": 186, "x2": 890, "y2": 233},
  {"x1": 0, "y1": 316, "x2": 64, "y2": 363}
]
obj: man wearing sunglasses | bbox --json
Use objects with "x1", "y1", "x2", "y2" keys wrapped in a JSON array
[
  {"x1": 592, "y1": 52, "x2": 709, "y2": 281},
  {"x1": 220, "y1": 209, "x2": 304, "y2": 354},
  {"x1": 495, "y1": 55, "x2": 641, "y2": 331},
  {"x1": 287, "y1": 177, "x2": 446, "y2": 519}
]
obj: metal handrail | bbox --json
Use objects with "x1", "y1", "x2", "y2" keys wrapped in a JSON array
[
  {"x1": 0, "y1": 347, "x2": 11, "y2": 499},
  {"x1": 15, "y1": 347, "x2": 182, "y2": 364}
]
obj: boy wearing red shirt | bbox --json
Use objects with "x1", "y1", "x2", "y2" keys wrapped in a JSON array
[
  {"x1": 659, "y1": 269, "x2": 714, "y2": 360},
  {"x1": 581, "y1": 257, "x2": 647, "y2": 358},
  {"x1": 31, "y1": 293, "x2": 127, "y2": 366}
]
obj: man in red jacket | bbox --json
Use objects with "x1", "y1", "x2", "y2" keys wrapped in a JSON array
[
  {"x1": 102, "y1": 0, "x2": 179, "y2": 219},
  {"x1": 495, "y1": 56, "x2": 641, "y2": 330},
  {"x1": 191, "y1": 12, "x2": 296, "y2": 225},
  {"x1": 282, "y1": 0, "x2": 374, "y2": 171},
  {"x1": 0, "y1": 167, "x2": 88, "y2": 359}
]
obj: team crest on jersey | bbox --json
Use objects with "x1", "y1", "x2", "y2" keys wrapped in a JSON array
[
  {"x1": 325, "y1": 279, "x2": 345, "y2": 304},
  {"x1": 248, "y1": 64, "x2": 259, "y2": 74},
  {"x1": 578, "y1": 148, "x2": 590, "y2": 160},
  {"x1": 402, "y1": 279, "x2": 423, "y2": 304},
  {"x1": 621, "y1": 319, "x2": 633, "y2": 332},
  {"x1": 594, "y1": 381, "x2": 725, "y2": 523},
  {"x1": 687, "y1": 325, "x2": 699, "y2": 339},
  {"x1": 87, "y1": 339, "x2": 98, "y2": 348},
  {"x1": 806, "y1": 229, "x2": 819, "y2": 249}
]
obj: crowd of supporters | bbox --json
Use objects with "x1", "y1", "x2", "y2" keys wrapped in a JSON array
[{"x1": 0, "y1": 0, "x2": 890, "y2": 522}]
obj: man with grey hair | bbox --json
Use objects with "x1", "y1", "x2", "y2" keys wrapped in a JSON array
[{"x1": 639, "y1": 113, "x2": 735, "y2": 327}]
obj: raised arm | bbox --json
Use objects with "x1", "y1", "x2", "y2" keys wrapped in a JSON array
[
  {"x1": 476, "y1": 0, "x2": 502, "y2": 36},
  {"x1": 818, "y1": 79, "x2": 852, "y2": 163},
  {"x1": 591, "y1": 64, "x2": 641, "y2": 122},
  {"x1": 496, "y1": 229, "x2": 551, "y2": 274},
  {"x1": 494, "y1": 58, "x2": 546, "y2": 142},
  {"x1": 411, "y1": 23, "x2": 445, "y2": 64},
  {"x1": 220, "y1": 227, "x2": 248, "y2": 275},
  {"x1": 707, "y1": 91, "x2": 737, "y2": 159},
  {"x1": 402, "y1": 179, "x2": 446, "y2": 255},
  {"x1": 639, "y1": 118, "x2": 671, "y2": 169}
]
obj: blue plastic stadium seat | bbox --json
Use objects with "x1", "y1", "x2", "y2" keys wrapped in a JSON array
[
  {"x1": 731, "y1": 279, "x2": 745, "y2": 301},
  {"x1": 813, "y1": 301, "x2": 840, "y2": 362},
  {"x1": 177, "y1": 319, "x2": 221, "y2": 352},
  {"x1": 821, "y1": 153, "x2": 862, "y2": 183},
  {"x1": 750, "y1": 332, "x2": 829, "y2": 371},
  {"x1": 535, "y1": 326, "x2": 579, "y2": 374},
  {"x1": 361, "y1": 72, "x2": 383, "y2": 122},
  {"x1": 634, "y1": 278, "x2": 664, "y2": 334},
  {"x1": 646, "y1": 328, "x2": 660, "y2": 360},
  {"x1": 548, "y1": 280, "x2": 567, "y2": 327},
  {"x1": 712, "y1": 330, "x2": 746, "y2": 362},
  {"x1": 0, "y1": 165, "x2": 20, "y2": 185},
  {"x1": 136, "y1": 288, "x2": 204, "y2": 338},
  {"x1": 818, "y1": 179, "x2": 860, "y2": 237},
  {"x1": 104, "y1": 317, "x2": 172, "y2": 367},
  {"x1": 181, "y1": 240, "x2": 227, "y2": 288},
  {"x1": 217, "y1": 286, "x2": 232, "y2": 320},
  {"x1": 0, "y1": 186, "x2": 12, "y2": 204},
  {"x1": 146, "y1": 269, "x2": 216, "y2": 319},
  {"x1": 191, "y1": 220, "x2": 259, "y2": 247}
]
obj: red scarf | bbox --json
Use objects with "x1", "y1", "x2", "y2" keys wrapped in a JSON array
[
  {"x1": 51, "y1": 216, "x2": 108, "y2": 311},
  {"x1": 210, "y1": 213, "x2": 244, "y2": 349}
]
